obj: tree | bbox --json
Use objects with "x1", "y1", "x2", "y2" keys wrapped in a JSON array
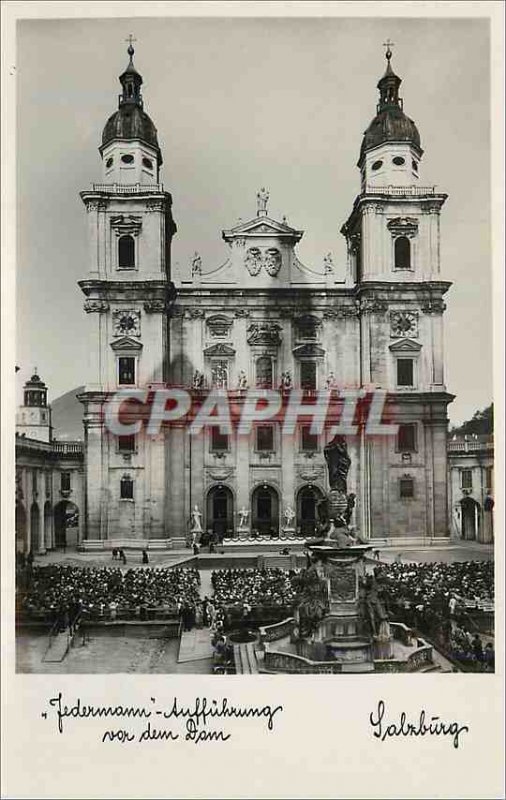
[{"x1": 450, "y1": 404, "x2": 494, "y2": 437}]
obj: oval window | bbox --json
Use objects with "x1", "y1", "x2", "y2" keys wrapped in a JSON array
[
  {"x1": 142, "y1": 157, "x2": 153, "y2": 170},
  {"x1": 393, "y1": 156, "x2": 405, "y2": 166},
  {"x1": 372, "y1": 160, "x2": 383, "y2": 171},
  {"x1": 105, "y1": 157, "x2": 113, "y2": 169},
  {"x1": 412, "y1": 160, "x2": 418, "y2": 172},
  {"x1": 121, "y1": 154, "x2": 134, "y2": 164}
]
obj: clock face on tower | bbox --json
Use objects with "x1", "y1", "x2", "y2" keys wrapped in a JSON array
[
  {"x1": 390, "y1": 311, "x2": 418, "y2": 338},
  {"x1": 113, "y1": 309, "x2": 141, "y2": 338}
]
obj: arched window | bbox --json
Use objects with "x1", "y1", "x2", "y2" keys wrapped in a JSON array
[
  {"x1": 118, "y1": 235, "x2": 135, "y2": 269},
  {"x1": 256, "y1": 356, "x2": 273, "y2": 388},
  {"x1": 394, "y1": 236, "x2": 411, "y2": 270}
]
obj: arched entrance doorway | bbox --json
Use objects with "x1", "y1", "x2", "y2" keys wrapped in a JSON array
[
  {"x1": 30, "y1": 502, "x2": 41, "y2": 553},
  {"x1": 16, "y1": 502, "x2": 27, "y2": 553},
  {"x1": 460, "y1": 496, "x2": 480, "y2": 541},
  {"x1": 251, "y1": 484, "x2": 279, "y2": 536},
  {"x1": 54, "y1": 500, "x2": 79, "y2": 549},
  {"x1": 297, "y1": 485, "x2": 325, "y2": 536},
  {"x1": 44, "y1": 502, "x2": 53, "y2": 550},
  {"x1": 206, "y1": 486, "x2": 234, "y2": 540}
]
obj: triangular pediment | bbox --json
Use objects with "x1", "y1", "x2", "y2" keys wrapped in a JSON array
[
  {"x1": 203, "y1": 343, "x2": 236, "y2": 357},
  {"x1": 292, "y1": 343, "x2": 326, "y2": 358},
  {"x1": 223, "y1": 215, "x2": 303, "y2": 242},
  {"x1": 389, "y1": 338, "x2": 422, "y2": 353},
  {"x1": 110, "y1": 336, "x2": 143, "y2": 352}
]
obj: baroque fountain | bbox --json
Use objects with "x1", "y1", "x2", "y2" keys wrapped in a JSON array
[{"x1": 252, "y1": 436, "x2": 438, "y2": 674}]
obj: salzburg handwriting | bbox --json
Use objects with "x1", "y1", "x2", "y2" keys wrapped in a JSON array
[{"x1": 370, "y1": 700, "x2": 469, "y2": 749}]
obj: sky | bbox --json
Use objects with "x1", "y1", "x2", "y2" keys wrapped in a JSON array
[{"x1": 15, "y1": 14, "x2": 492, "y2": 425}]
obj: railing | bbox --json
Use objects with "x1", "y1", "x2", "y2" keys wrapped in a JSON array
[
  {"x1": 42, "y1": 617, "x2": 61, "y2": 661},
  {"x1": 52, "y1": 441, "x2": 84, "y2": 455},
  {"x1": 92, "y1": 182, "x2": 164, "y2": 194},
  {"x1": 363, "y1": 185, "x2": 437, "y2": 197},
  {"x1": 447, "y1": 439, "x2": 494, "y2": 453}
]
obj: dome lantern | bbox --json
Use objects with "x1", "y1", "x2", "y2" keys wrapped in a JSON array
[
  {"x1": 99, "y1": 39, "x2": 162, "y2": 184},
  {"x1": 358, "y1": 45, "x2": 423, "y2": 189}
]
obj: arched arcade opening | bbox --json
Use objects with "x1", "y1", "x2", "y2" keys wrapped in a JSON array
[
  {"x1": 206, "y1": 485, "x2": 234, "y2": 540},
  {"x1": 251, "y1": 484, "x2": 279, "y2": 537},
  {"x1": 297, "y1": 485, "x2": 325, "y2": 536}
]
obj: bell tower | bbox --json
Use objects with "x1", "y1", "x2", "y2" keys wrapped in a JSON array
[
  {"x1": 341, "y1": 46, "x2": 454, "y2": 542},
  {"x1": 16, "y1": 370, "x2": 52, "y2": 443},
  {"x1": 78, "y1": 42, "x2": 176, "y2": 546}
]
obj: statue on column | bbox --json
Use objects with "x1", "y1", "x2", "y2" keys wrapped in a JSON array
[
  {"x1": 312, "y1": 435, "x2": 358, "y2": 545},
  {"x1": 324, "y1": 434, "x2": 351, "y2": 494}
]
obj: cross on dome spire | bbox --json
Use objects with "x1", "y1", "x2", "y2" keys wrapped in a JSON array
[
  {"x1": 383, "y1": 38, "x2": 395, "y2": 61},
  {"x1": 119, "y1": 36, "x2": 143, "y2": 108},
  {"x1": 377, "y1": 41, "x2": 402, "y2": 111},
  {"x1": 125, "y1": 34, "x2": 137, "y2": 63}
]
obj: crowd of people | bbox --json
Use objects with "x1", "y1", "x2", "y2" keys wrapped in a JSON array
[
  {"x1": 375, "y1": 560, "x2": 494, "y2": 671},
  {"x1": 211, "y1": 567, "x2": 299, "y2": 626},
  {"x1": 376, "y1": 560, "x2": 494, "y2": 613},
  {"x1": 18, "y1": 564, "x2": 201, "y2": 626}
]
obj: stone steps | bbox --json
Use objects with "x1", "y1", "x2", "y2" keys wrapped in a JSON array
[
  {"x1": 42, "y1": 631, "x2": 70, "y2": 663},
  {"x1": 233, "y1": 642, "x2": 259, "y2": 674}
]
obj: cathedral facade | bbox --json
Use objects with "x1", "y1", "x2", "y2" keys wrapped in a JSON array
[{"x1": 77, "y1": 44, "x2": 453, "y2": 548}]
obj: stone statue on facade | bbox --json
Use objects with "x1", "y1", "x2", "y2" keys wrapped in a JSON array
[
  {"x1": 257, "y1": 187, "x2": 269, "y2": 215},
  {"x1": 238, "y1": 507, "x2": 250, "y2": 528},
  {"x1": 284, "y1": 505, "x2": 296, "y2": 527},
  {"x1": 191, "y1": 252, "x2": 202, "y2": 277},
  {"x1": 191, "y1": 505, "x2": 203, "y2": 533},
  {"x1": 192, "y1": 369, "x2": 205, "y2": 389},
  {"x1": 237, "y1": 370, "x2": 248, "y2": 390},
  {"x1": 280, "y1": 371, "x2": 292, "y2": 390},
  {"x1": 323, "y1": 252, "x2": 334, "y2": 274}
]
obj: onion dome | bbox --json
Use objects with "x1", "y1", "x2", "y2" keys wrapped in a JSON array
[
  {"x1": 359, "y1": 47, "x2": 422, "y2": 164},
  {"x1": 101, "y1": 42, "x2": 162, "y2": 163}
]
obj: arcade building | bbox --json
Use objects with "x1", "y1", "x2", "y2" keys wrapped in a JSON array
[{"x1": 40, "y1": 45, "x2": 456, "y2": 549}]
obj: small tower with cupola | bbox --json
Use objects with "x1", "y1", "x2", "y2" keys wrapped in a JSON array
[{"x1": 16, "y1": 370, "x2": 52, "y2": 442}]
